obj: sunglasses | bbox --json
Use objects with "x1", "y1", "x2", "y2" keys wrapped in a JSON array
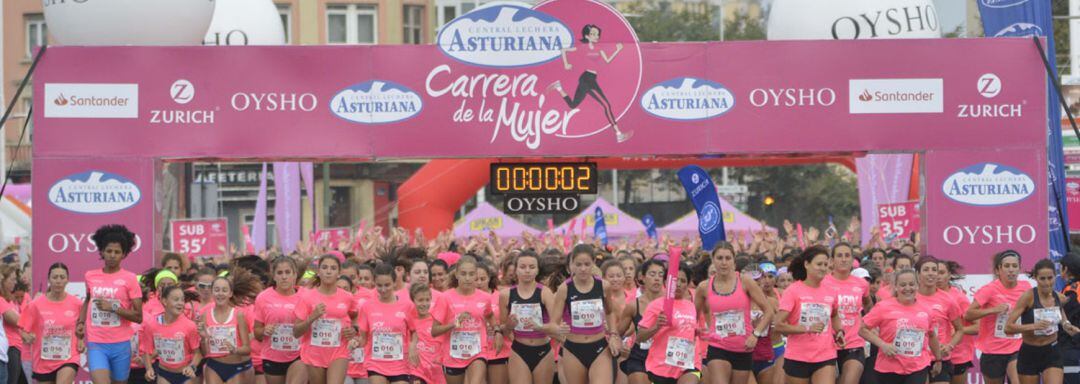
[{"x1": 197, "y1": 282, "x2": 212, "y2": 289}]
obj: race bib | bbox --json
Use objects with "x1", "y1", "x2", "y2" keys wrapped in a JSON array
[
  {"x1": 209, "y1": 326, "x2": 237, "y2": 355},
  {"x1": 372, "y1": 331, "x2": 404, "y2": 361},
  {"x1": 271, "y1": 324, "x2": 300, "y2": 351},
  {"x1": 155, "y1": 337, "x2": 185, "y2": 365},
  {"x1": 130, "y1": 333, "x2": 140, "y2": 358},
  {"x1": 351, "y1": 346, "x2": 365, "y2": 363},
  {"x1": 894, "y1": 328, "x2": 925, "y2": 357},
  {"x1": 570, "y1": 299, "x2": 604, "y2": 328},
  {"x1": 994, "y1": 311, "x2": 1021, "y2": 339},
  {"x1": 664, "y1": 337, "x2": 696, "y2": 370},
  {"x1": 714, "y1": 310, "x2": 746, "y2": 338},
  {"x1": 511, "y1": 303, "x2": 543, "y2": 332},
  {"x1": 450, "y1": 331, "x2": 481, "y2": 359},
  {"x1": 1034, "y1": 307, "x2": 1062, "y2": 336},
  {"x1": 42, "y1": 334, "x2": 72, "y2": 361},
  {"x1": 90, "y1": 299, "x2": 121, "y2": 328},
  {"x1": 798, "y1": 302, "x2": 830, "y2": 331},
  {"x1": 311, "y1": 319, "x2": 342, "y2": 347}
]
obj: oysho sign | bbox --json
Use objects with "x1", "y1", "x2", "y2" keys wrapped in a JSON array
[
  {"x1": 942, "y1": 163, "x2": 1035, "y2": 206},
  {"x1": 437, "y1": 3, "x2": 575, "y2": 68},
  {"x1": 641, "y1": 78, "x2": 734, "y2": 120},
  {"x1": 48, "y1": 171, "x2": 142, "y2": 214},
  {"x1": 767, "y1": 0, "x2": 941, "y2": 41}
]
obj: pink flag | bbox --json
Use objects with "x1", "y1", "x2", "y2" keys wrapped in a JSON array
[
  {"x1": 547, "y1": 219, "x2": 555, "y2": 233},
  {"x1": 796, "y1": 223, "x2": 805, "y2": 249},
  {"x1": 580, "y1": 217, "x2": 587, "y2": 237},
  {"x1": 252, "y1": 163, "x2": 268, "y2": 252},
  {"x1": 300, "y1": 162, "x2": 315, "y2": 233},
  {"x1": 664, "y1": 247, "x2": 682, "y2": 320},
  {"x1": 241, "y1": 225, "x2": 255, "y2": 253},
  {"x1": 568, "y1": 218, "x2": 577, "y2": 233}
]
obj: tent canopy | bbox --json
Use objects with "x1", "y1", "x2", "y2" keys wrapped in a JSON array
[
  {"x1": 554, "y1": 198, "x2": 646, "y2": 238},
  {"x1": 660, "y1": 196, "x2": 775, "y2": 240},
  {"x1": 453, "y1": 202, "x2": 540, "y2": 238}
]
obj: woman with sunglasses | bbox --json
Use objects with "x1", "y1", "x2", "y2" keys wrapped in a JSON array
[
  {"x1": 617, "y1": 259, "x2": 667, "y2": 384},
  {"x1": 748, "y1": 262, "x2": 782, "y2": 384}
]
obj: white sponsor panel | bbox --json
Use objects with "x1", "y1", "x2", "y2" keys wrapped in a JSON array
[
  {"x1": 848, "y1": 78, "x2": 943, "y2": 114},
  {"x1": 942, "y1": 163, "x2": 1035, "y2": 206},
  {"x1": 48, "y1": 171, "x2": 142, "y2": 214},
  {"x1": 436, "y1": 3, "x2": 575, "y2": 68},
  {"x1": 44, "y1": 83, "x2": 139, "y2": 118}
]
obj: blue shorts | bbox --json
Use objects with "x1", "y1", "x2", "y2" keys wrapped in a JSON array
[{"x1": 88, "y1": 341, "x2": 131, "y2": 381}]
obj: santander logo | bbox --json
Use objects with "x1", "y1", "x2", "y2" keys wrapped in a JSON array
[
  {"x1": 858, "y1": 90, "x2": 872, "y2": 102},
  {"x1": 54, "y1": 94, "x2": 70, "y2": 106}
]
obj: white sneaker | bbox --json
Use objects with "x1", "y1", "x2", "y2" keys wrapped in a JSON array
[
  {"x1": 616, "y1": 130, "x2": 633, "y2": 143},
  {"x1": 546, "y1": 80, "x2": 562, "y2": 93}
]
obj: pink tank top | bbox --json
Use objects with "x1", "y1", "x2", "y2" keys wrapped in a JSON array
[
  {"x1": 707, "y1": 276, "x2": 752, "y2": 352},
  {"x1": 204, "y1": 306, "x2": 241, "y2": 359}
]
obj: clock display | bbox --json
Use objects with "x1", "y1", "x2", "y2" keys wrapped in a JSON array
[{"x1": 490, "y1": 162, "x2": 597, "y2": 195}]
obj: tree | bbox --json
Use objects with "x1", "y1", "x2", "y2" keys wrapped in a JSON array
[
  {"x1": 734, "y1": 164, "x2": 859, "y2": 232},
  {"x1": 625, "y1": 0, "x2": 719, "y2": 42}
]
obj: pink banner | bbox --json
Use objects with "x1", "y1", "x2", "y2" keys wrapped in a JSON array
[
  {"x1": 1067, "y1": 178, "x2": 1080, "y2": 232},
  {"x1": 857, "y1": 154, "x2": 914, "y2": 245},
  {"x1": 664, "y1": 247, "x2": 682, "y2": 320},
  {"x1": 273, "y1": 162, "x2": 301, "y2": 254},
  {"x1": 242, "y1": 224, "x2": 255, "y2": 253},
  {"x1": 253, "y1": 163, "x2": 268, "y2": 252},
  {"x1": 300, "y1": 162, "x2": 315, "y2": 232},
  {"x1": 314, "y1": 227, "x2": 352, "y2": 249},
  {"x1": 924, "y1": 149, "x2": 1047, "y2": 272},
  {"x1": 33, "y1": 158, "x2": 156, "y2": 293},
  {"x1": 876, "y1": 201, "x2": 920, "y2": 242},
  {"x1": 170, "y1": 218, "x2": 228, "y2": 258}
]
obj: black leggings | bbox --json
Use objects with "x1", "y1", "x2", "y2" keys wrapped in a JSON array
[
  {"x1": 8, "y1": 347, "x2": 23, "y2": 384},
  {"x1": 563, "y1": 71, "x2": 618, "y2": 129}
]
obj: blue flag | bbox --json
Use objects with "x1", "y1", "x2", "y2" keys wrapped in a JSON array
[
  {"x1": 677, "y1": 165, "x2": 726, "y2": 251},
  {"x1": 977, "y1": 0, "x2": 1069, "y2": 262},
  {"x1": 642, "y1": 214, "x2": 657, "y2": 240},
  {"x1": 594, "y1": 207, "x2": 608, "y2": 246}
]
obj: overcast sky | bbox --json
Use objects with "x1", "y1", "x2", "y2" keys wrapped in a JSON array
[{"x1": 758, "y1": 0, "x2": 969, "y2": 36}]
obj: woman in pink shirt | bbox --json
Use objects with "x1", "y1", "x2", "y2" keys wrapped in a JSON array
[
  {"x1": 618, "y1": 258, "x2": 666, "y2": 384},
  {"x1": 1004, "y1": 259, "x2": 1080, "y2": 384},
  {"x1": 478, "y1": 260, "x2": 510, "y2": 384},
  {"x1": 293, "y1": 254, "x2": 359, "y2": 384},
  {"x1": 142, "y1": 285, "x2": 202, "y2": 384},
  {"x1": 355, "y1": 263, "x2": 417, "y2": 384},
  {"x1": 912, "y1": 257, "x2": 964, "y2": 384},
  {"x1": 964, "y1": 250, "x2": 1030, "y2": 384},
  {"x1": 253, "y1": 256, "x2": 306, "y2": 384},
  {"x1": 199, "y1": 270, "x2": 258, "y2": 384},
  {"x1": 347, "y1": 279, "x2": 375, "y2": 384},
  {"x1": 859, "y1": 269, "x2": 941, "y2": 384},
  {"x1": 19, "y1": 262, "x2": 84, "y2": 384},
  {"x1": 637, "y1": 262, "x2": 699, "y2": 384},
  {"x1": 774, "y1": 246, "x2": 845, "y2": 384},
  {"x1": 935, "y1": 260, "x2": 976, "y2": 384},
  {"x1": 80, "y1": 224, "x2": 144, "y2": 384},
  {"x1": 410, "y1": 283, "x2": 445, "y2": 384},
  {"x1": 431, "y1": 255, "x2": 500, "y2": 384},
  {"x1": 697, "y1": 243, "x2": 773, "y2": 384},
  {"x1": 824, "y1": 243, "x2": 872, "y2": 384}
]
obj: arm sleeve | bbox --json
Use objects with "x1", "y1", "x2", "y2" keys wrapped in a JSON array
[
  {"x1": 16, "y1": 302, "x2": 35, "y2": 332},
  {"x1": 293, "y1": 294, "x2": 311, "y2": 321},
  {"x1": 778, "y1": 289, "x2": 796, "y2": 313},
  {"x1": 432, "y1": 298, "x2": 449, "y2": 324},
  {"x1": 187, "y1": 324, "x2": 201, "y2": 352},
  {"x1": 355, "y1": 303, "x2": 369, "y2": 333},
  {"x1": 863, "y1": 306, "x2": 882, "y2": 329},
  {"x1": 639, "y1": 300, "x2": 659, "y2": 329},
  {"x1": 974, "y1": 286, "x2": 993, "y2": 307},
  {"x1": 127, "y1": 275, "x2": 143, "y2": 304}
]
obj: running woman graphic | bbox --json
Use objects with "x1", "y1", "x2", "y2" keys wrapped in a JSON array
[{"x1": 548, "y1": 24, "x2": 632, "y2": 143}]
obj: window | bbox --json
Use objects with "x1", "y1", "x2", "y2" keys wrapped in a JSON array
[
  {"x1": 25, "y1": 14, "x2": 46, "y2": 58},
  {"x1": 277, "y1": 4, "x2": 292, "y2": 43},
  {"x1": 436, "y1": 0, "x2": 477, "y2": 28},
  {"x1": 441, "y1": 6, "x2": 457, "y2": 27},
  {"x1": 403, "y1": 5, "x2": 424, "y2": 44},
  {"x1": 328, "y1": 186, "x2": 352, "y2": 227},
  {"x1": 327, "y1": 4, "x2": 378, "y2": 44}
]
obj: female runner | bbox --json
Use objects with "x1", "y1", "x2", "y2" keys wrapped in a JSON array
[
  {"x1": 964, "y1": 250, "x2": 1030, "y2": 384},
  {"x1": 142, "y1": 285, "x2": 202, "y2": 384},
  {"x1": 619, "y1": 259, "x2": 666, "y2": 384},
  {"x1": 773, "y1": 246, "x2": 845, "y2": 384},
  {"x1": 1004, "y1": 259, "x2": 1080, "y2": 384},
  {"x1": 478, "y1": 261, "x2": 509, "y2": 384},
  {"x1": 548, "y1": 244, "x2": 624, "y2": 384},
  {"x1": 355, "y1": 263, "x2": 416, "y2": 384},
  {"x1": 410, "y1": 283, "x2": 445, "y2": 384},
  {"x1": 19, "y1": 263, "x2": 83, "y2": 384},
  {"x1": 81, "y1": 224, "x2": 144, "y2": 384},
  {"x1": 638, "y1": 262, "x2": 699, "y2": 384},
  {"x1": 253, "y1": 257, "x2": 305, "y2": 384},
  {"x1": 293, "y1": 254, "x2": 358, "y2": 384},
  {"x1": 859, "y1": 269, "x2": 941, "y2": 384},
  {"x1": 823, "y1": 243, "x2": 871, "y2": 384},
  {"x1": 698, "y1": 244, "x2": 773, "y2": 384},
  {"x1": 432, "y1": 256, "x2": 501, "y2": 384},
  {"x1": 199, "y1": 270, "x2": 258, "y2": 384},
  {"x1": 500, "y1": 250, "x2": 556, "y2": 384},
  {"x1": 912, "y1": 257, "x2": 964, "y2": 384}
]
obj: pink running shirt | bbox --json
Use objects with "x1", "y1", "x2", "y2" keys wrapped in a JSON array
[
  {"x1": 294, "y1": 288, "x2": 357, "y2": 368},
  {"x1": 640, "y1": 298, "x2": 698, "y2": 379},
  {"x1": 140, "y1": 314, "x2": 201, "y2": 371},
  {"x1": 973, "y1": 279, "x2": 1030, "y2": 354},
  {"x1": 823, "y1": 273, "x2": 870, "y2": 349},
  {"x1": 432, "y1": 289, "x2": 492, "y2": 368},
  {"x1": 863, "y1": 299, "x2": 934, "y2": 375},
  {"x1": 357, "y1": 298, "x2": 415, "y2": 377},
  {"x1": 778, "y1": 281, "x2": 838, "y2": 363},
  {"x1": 84, "y1": 268, "x2": 143, "y2": 343},
  {"x1": 18, "y1": 294, "x2": 82, "y2": 374}
]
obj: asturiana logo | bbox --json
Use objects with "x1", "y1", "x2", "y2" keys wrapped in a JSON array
[
  {"x1": 48, "y1": 171, "x2": 142, "y2": 214},
  {"x1": 331, "y1": 80, "x2": 424, "y2": 124},
  {"x1": 942, "y1": 163, "x2": 1035, "y2": 206},
  {"x1": 981, "y1": 0, "x2": 1029, "y2": 8},
  {"x1": 994, "y1": 23, "x2": 1043, "y2": 38},
  {"x1": 436, "y1": 3, "x2": 574, "y2": 68},
  {"x1": 640, "y1": 78, "x2": 734, "y2": 121}
]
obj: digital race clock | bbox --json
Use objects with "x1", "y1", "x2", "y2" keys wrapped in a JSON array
[{"x1": 490, "y1": 162, "x2": 598, "y2": 195}]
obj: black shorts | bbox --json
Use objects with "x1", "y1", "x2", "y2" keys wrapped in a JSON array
[
  {"x1": 619, "y1": 345, "x2": 648, "y2": 375},
  {"x1": 32, "y1": 363, "x2": 79, "y2": 382},
  {"x1": 444, "y1": 359, "x2": 486, "y2": 376},
  {"x1": 930, "y1": 361, "x2": 953, "y2": 383},
  {"x1": 648, "y1": 370, "x2": 698, "y2": 384},
  {"x1": 784, "y1": 358, "x2": 837, "y2": 379},
  {"x1": 369, "y1": 370, "x2": 412, "y2": 383},
  {"x1": 487, "y1": 358, "x2": 508, "y2": 366},
  {"x1": 876, "y1": 367, "x2": 930, "y2": 384},
  {"x1": 951, "y1": 361, "x2": 973, "y2": 376},
  {"x1": 837, "y1": 347, "x2": 866, "y2": 367},
  {"x1": 263, "y1": 358, "x2": 300, "y2": 376},
  {"x1": 703, "y1": 345, "x2": 753, "y2": 372},
  {"x1": 1018, "y1": 342, "x2": 1064, "y2": 376},
  {"x1": 980, "y1": 352, "x2": 1018, "y2": 380}
]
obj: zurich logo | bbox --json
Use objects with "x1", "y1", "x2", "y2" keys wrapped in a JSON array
[
  {"x1": 942, "y1": 163, "x2": 1035, "y2": 206},
  {"x1": 994, "y1": 23, "x2": 1043, "y2": 38},
  {"x1": 437, "y1": 3, "x2": 574, "y2": 68},
  {"x1": 330, "y1": 80, "x2": 423, "y2": 124},
  {"x1": 699, "y1": 201, "x2": 721, "y2": 233},
  {"x1": 980, "y1": 0, "x2": 1029, "y2": 8},
  {"x1": 641, "y1": 78, "x2": 734, "y2": 121},
  {"x1": 48, "y1": 171, "x2": 142, "y2": 214}
]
